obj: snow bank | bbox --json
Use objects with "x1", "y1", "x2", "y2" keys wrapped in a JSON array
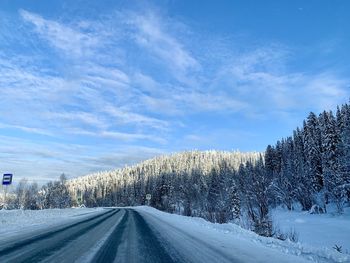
[
  {"x1": 135, "y1": 206, "x2": 349, "y2": 263},
  {"x1": 0, "y1": 207, "x2": 104, "y2": 240},
  {"x1": 272, "y1": 205, "x2": 350, "y2": 257}
]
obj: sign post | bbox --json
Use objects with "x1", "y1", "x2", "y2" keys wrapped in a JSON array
[
  {"x1": 2, "y1": 174, "x2": 13, "y2": 185},
  {"x1": 145, "y1": 194, "x2": 151, "y2": 206},
  {"x1": 2, "y1": 174, "x2": 13, "y2": 208}
]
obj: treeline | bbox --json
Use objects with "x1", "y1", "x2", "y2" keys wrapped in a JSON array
[
  {"x1": 264, "y1": 103, "x2": 350, "y2": 213},
  {"x1": 66, "y1": 150, "x2": 260, "y2": 224},
  {"x1": 234, "y1": 102, "x2": 350, "y2": 236},
  {"x1": 2, "y1": 174, "x2": 71, "y2": 210}
]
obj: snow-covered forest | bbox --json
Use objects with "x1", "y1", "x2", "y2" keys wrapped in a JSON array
[
  {"x1": 3, "y1": 101, "x2": 350, "y2": 238},
  {"x1": 66, "y1": 150, "x2": 260, "y2": 220}
]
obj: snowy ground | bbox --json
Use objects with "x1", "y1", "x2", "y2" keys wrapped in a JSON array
[
  {"x1": 272, "y1": 205, "x2": 350, "y2": 256},
  {"x1": 0, "y1": 207, "x2": 104, "y2": 240},
  {"x1": 0, "y1": 206, "x2": 348, "y2": 262},
  {"x1": 135, "y1": 206, "x2": 349, "y2": 263}
]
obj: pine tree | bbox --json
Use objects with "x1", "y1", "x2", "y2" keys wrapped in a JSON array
[
  {"x1": 303, "y1": 112, "x2": 323, "y2": 192},
  {"x1": 292, "y1": 128, "x2": 313, "y2": 210},
  {"x1": 227, "y1": 173, "x2": 240, "y2": 220},
  {"x1": 334, "y1": 104, "x2": 350, "y2": 212},
  {"x1": 319, "y1": 111, "x2": 341, "y2": 204},
  {"x1": 207, "y1": 167, "x2": 221, "y2": 222}
]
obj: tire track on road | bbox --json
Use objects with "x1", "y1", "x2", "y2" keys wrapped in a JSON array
[
  {"x1": 93, "y1": 209, "x2": 177, "y2": 263},
  {"x1": 0, "y1": 209, "x2": 119, "y2": 262}
]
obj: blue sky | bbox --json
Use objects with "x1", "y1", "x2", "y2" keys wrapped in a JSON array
[{"x1": 0, "y1": 0, "x2": 349, "y2": 183}]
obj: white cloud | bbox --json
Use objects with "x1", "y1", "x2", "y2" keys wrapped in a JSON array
[
  {"x1": 304, "y1": 73, "x2": 349, "y2": 111},
  {"x1": 132, "y1": 72, "x2": 248, "y2": 115},
  {"x1": 0, "y1": 123, "x2": 54, "y2": 136},
  {"x1": 0, "y1": 48, "x2": 169, "y2": 141},
  {"x1": 123, "y1": 11, "x2": 200, "y2": 84},
  {"x1": 20, "y1": 10, "x2": 100, "y2": 57},
  {"x1": 178, "y1": 91, "x2": 248, "y2": 112},
  {"x1": 131, "y1": 13, "x2": 198, "y2": 70},
  {"x1": 43, "y1": 111, "x2": 108, "y2": 130},
  {"x1": 74, "y1": 146, "x2": 165, "y2": 171},
  {"x1": 101, "y1": 130, "x2": 166, "y2": 144},
  {"x1": 0, "y1": 135, "x2": 165, "y2": 183},
  {"x1": 103, "y1": 104, "x2": 168, "y2": 129},
  {"x1": 67, "y1": 128, "x2": 167, "y2": 144},
  {"x1": 82, "y1": 64, "x2": 130, "y2": 87},
  {"x1": 219, "y1": 46, "x2": 350, "y2": 116}
]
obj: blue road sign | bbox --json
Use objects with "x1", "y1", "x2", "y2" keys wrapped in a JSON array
[{"x1": 2, "y1": 174, "x2": 13, "y2": 185}]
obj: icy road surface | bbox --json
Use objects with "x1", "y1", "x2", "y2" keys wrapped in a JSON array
[{"x1": 0, "y1": 207, "x2": 344, "y2": 263}]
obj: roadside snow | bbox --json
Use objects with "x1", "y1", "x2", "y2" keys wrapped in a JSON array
[
  {"x1": 135, "y1": 206, "x2": 349, "y2": 263},
  {"x1": 272, "y1": 206, "x2": 350, "y2": 256},
  {"x1": 1, "y1": 206, "x2": 348, "y2": 262},
  {"x1": 0, "y1": 207, "x2": 104, "y2": 240}
]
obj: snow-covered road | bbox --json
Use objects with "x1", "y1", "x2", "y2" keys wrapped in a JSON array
[
  {"x1": 137, "y1": 207, "x2": 310, "y2": 263},
  {"x1": 0, "y1": 208, "x2": 121, "y2": 262},
  {"x1": 0, "y1": 207, "x2": 347, "y2": 262}
]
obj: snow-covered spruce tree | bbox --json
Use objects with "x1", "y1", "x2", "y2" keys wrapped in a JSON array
[
  {"x1": 209, "y1": 160, "x2": 238, "y2": 223},
  {"x1": 237, "y1": 156, "x2": 272, "y2": 237},
  {"x1": 292, "y1": 127, "x2": 314, "y2": 210},
  {"x1": 206, "y1": 167, "x2": 222, "y2": 222},
  {"x1": 189, "y1": 168, "x2": 208, "y2": 218},
  {"x1": 251, "y1": 156, "x2": 273, "y2": 237},
  {"x1": 226, "y1": 170, "x2": 240, "y2": 221},
  {"x1": 319, "y1": 111, "x2": 341, "y2": 207},
  {"x1": 152, "y1": 173, "x2": 173, "y2": 212},
  {"x1": 264, "y1": 145, "x2": 275, "y2": 178},
  {"x1": 333, "y1": 104, "x2": 350, "y2": 212},
  {"x1": 268, "y1": 138, "x2": 294, "y2": 210},
  {"x1": 303, "y1": 112, "x2": 323, "y2": 193}
]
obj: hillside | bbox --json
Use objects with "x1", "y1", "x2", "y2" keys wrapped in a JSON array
[{"x1": 66, "y1": 150, "x2": 260, "y2": 219}]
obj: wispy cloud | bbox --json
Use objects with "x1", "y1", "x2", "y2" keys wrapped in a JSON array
[
  {"x1": 68, "y1": 128, "x2": 167, "y2": 144},
  {"x1": 0, "y1": 123, "x2": 54, "y2": 136},
  {"x1": 43, "y1": 111, "x2": 108, "y2": 130},
  {"x1": 0, "y1": 5, "x2": 349, "y2": 183},
  {"x1": 20, "y1": 9, "x2": 100, "y2": 57},
  {"x1": 218, "y1": 46, "x2": 350, "y2": 116},
  {"x1": 132, "y1": 72, "x2": 248, "y2": 115},
  {"x1": 103, "y1": 105, "x2": 169, "y2": 130},
  {"x1": 0, "y1": 135, "x2": 165, "y2": 183},
  {"x1": 125, "y1": 12, "x2": 200, "y2": 81}
]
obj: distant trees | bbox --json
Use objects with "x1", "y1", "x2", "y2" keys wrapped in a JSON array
[
  {"x1": 6, "y1": 174, "x2": 71, "y2": 210},
  {"x1": 66, "y1": 151, "x2": 259, "y2": 224},
  {"x1": 14, "y1": 178, "x2": 30, "y2": 209},
  {"x1": 9, "y1": 178, "x2": 40, "y2": 210},
  {"x1": 24, "y1": 182, "x2": 39, "y2": 210},
  {"x1": 43, "y1": 174, "x2": 71, "y2": 209}
]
